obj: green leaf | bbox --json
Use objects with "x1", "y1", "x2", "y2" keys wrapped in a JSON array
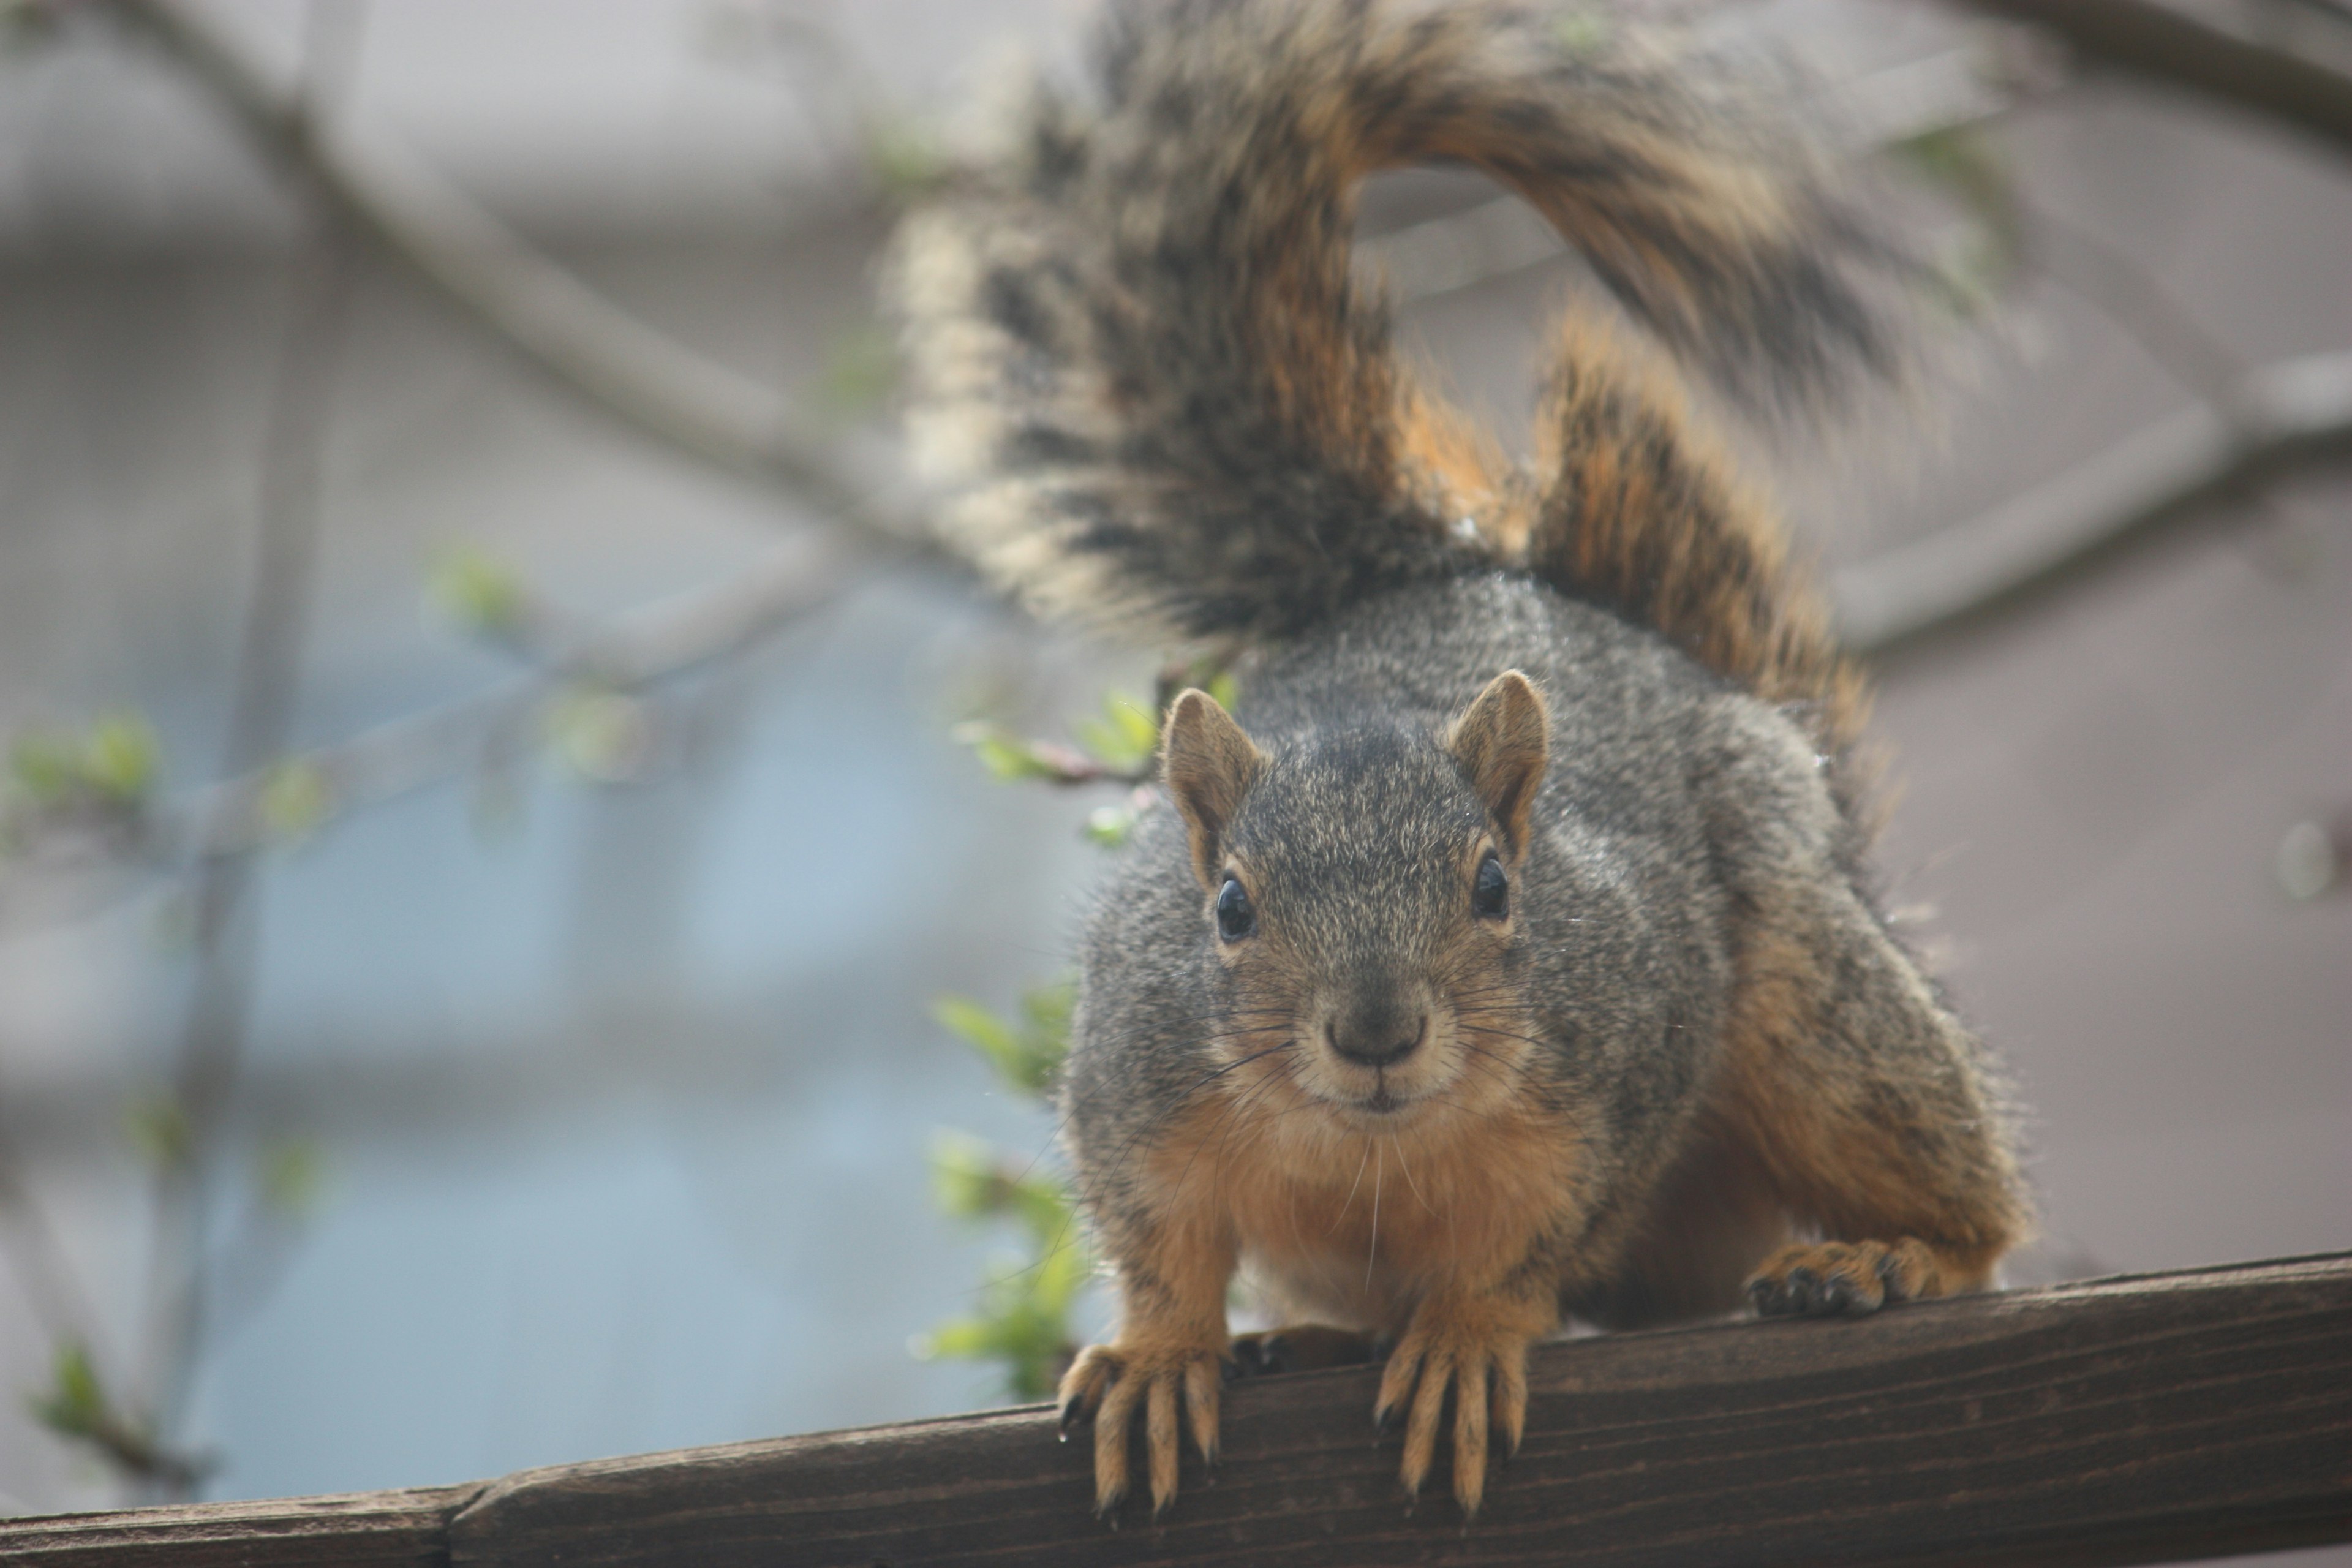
[
  {"x1": 932, "y1": 997, "x2": 1023, "y2": 1081},
  {"x1": 915, "y1": 1227, "x2": 1093, "y2": 1400},
  {"x1": 933, "y1": 982, "x2": 1071, "y2": 1096},
  {"x1": 951, "y1": 722, "x2": 1057, "y2": 782},
  {"x1": 1205, "y1": 671, "x2": 1240, "y2": 711},
  {"x1": 929, "y1": 1130, "x2": 1013, "y2": 1221},
  {"x1": 1017, "y1": 984, "x2": 1073, "y2": 1067},
  {"x1": 1074, "y1": 690, "x2": 1158, "y2": 771},
  {"x1": 29, "y1": 1343, "x2": 104, "y2": 1437},
  {"x1": 930, "y1": 1130, "x2": 1077, "y2": 1245}
]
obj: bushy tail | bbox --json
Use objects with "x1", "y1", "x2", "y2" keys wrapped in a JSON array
[{"x1": 892, "y1": 0, "x2": 1897, "y2": 742}]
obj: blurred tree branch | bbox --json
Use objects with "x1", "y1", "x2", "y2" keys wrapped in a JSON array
[
  {"x1": 1834, "y1": 350, "x2": 2352, "y2": 654},
  {"x1": 109, "y1": 0, "x2": 2352, "y2": 681},
  {"x1": 1951, "y1": 0, "x2": 2352, "y2": 157},
  {"x1": 110, "y1": 0, "x2": 929, "y2": 546},
  {"x1": 139, "y1": 199, "x2": 355, "y2": 1507}
]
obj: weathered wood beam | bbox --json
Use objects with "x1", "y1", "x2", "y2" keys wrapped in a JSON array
[
  {"x1": 5, "y1": 1253, "x2": 2348, "y2": 1567},
  {"x1": 0, "y1": 1485, "x2": 480, "y2": 1568}
]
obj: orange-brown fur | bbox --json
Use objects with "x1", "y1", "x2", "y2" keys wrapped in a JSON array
[
  {"x1": 1527, "y1": 312, "x2": 1870, "y2": 752},
  {"x1": 1146, "y1": 1074, "x2": 1585, "y2": 1333}
]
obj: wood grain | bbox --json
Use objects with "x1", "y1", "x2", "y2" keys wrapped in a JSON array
[
  {"x1": 0, "y1": 1484, "x2": 480, "y2": 1568},
  {"x1": 6, "y1": 1254, "x2": 2348, "y2": 1568}
]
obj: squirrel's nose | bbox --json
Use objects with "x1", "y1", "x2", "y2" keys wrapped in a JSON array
[{"x1": 1326, "y1": 1011, "x2": 1426, "y2": 1068}]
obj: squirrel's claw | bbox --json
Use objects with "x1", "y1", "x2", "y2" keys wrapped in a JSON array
[
  {"x1": 1374, "y1": 1305, "x2": 1534, "y2": 1520},
  {"x1": 1057, "y1": 1341, "x2": 1223, "y2": 1523}
]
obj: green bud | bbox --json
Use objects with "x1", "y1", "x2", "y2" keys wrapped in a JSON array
[
  {"x1": 428, "y1": 546, "x2": 528, "y2": 639},
  {"x1": 80, "y1": 714, "x2": 160, "y2": 804},
  {"x1": 258, "y1": 1138, "x2": 325, "y2": 1218},
  {"x1": 29, "y1": 1343, "x2": 105, "y2": 1437},
  {"x1": 259, "y1": 760, "x2": 334, "y2": 845},
  {"x1": 544, "y1": 686, "x2": 652, "y2": 784}
]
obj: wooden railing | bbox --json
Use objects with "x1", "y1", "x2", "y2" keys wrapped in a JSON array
[{"x1": 5, "y1": 1253, "x2": 2348, "y2": 1567}]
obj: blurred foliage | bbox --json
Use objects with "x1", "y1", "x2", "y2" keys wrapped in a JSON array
[
  {"x1": 543, "y1": 684, "x2": 654, "y2": 785},
  {"x1": 1071, "y1": 690, "x2": 1161, "y2": 775},
  {"x1": 933, "y1": 982, "x2": 1071, "y2": 1098},
  {"x1": 258, "y1": 758, "x2": 334, "y2": 846},
  {"x1": 29, "y1": 1343, "x2": 207, "y2": 1491},
  {"x1": 1082, "y1": 794, "x2": 1145, "y2": 850},
  {"x1": 257, "y1": 1137, "x2": 326, "y2": 1219},
  {"x1": 919, "y1": 673, "x2": 1236, "y2": 1400},
  {"x1": 28, "y1": 1343, "x2": 105, "y2": 1441},
  {"x1": 428, "y1": 545, "x2": 530, "y2": 643},
  {"x1": 952, "y1": 677, "x2": 1226, "y2": 790},
  {"x1": 1890, "y1": 123, "x2": 2023, "y2": 317},
  {"x1": 861, "y1": 115, "x2": 949, "y2": 204},
  {"x1": 3, "y1": 712, "x2": 162, "y2": 849},
  {"x1": 950, "y1": 721, "x2": 1075, "y2": 783},
  {"x1": 919, "y1": 981, "x2": 1089, "y2": 1402}
]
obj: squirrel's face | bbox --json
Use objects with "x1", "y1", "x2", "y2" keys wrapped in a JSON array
[{"x1": 1160, "y1": 673, "x2": 1550, "y2": 1136}]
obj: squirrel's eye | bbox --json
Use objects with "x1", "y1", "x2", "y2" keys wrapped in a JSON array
[
  {"x1": 1472, "y1": 853, "x2": 1509, "y2": 920},
  {"x1": 1215, "y1": 876, "x2": 1256, "y2": 941}
]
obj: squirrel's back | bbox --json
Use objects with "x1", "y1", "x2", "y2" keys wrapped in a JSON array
[{"x1": 893, "y1": 0, "x2": 1900, "y2": 752}]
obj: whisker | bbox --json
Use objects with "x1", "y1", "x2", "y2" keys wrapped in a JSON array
[{"x1": 1330, "y1": 1140, "x2": 1373, "y2": 1235}]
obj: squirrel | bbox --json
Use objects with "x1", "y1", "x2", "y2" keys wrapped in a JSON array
[{"x1": 891, "y1": 0, "x2": 2032, "y2": 1523}]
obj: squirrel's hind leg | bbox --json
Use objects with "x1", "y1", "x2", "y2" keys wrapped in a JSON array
[{"x1": 1695, "y1": 704, "x2": 2034, "y2": 1319}]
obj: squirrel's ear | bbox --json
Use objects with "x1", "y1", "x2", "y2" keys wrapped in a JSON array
[
  {"x1": 1162, "y1": 688, "x2": 1265, "y2": 891},
  {"x1": 1447, "y1": 669, "x2": 1550, "y2": 861}
]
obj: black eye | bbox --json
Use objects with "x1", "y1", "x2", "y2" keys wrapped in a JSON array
[
  {"x1": 1472, "y1": 853, "x2": 1509, "y2": 920},
  {"x1": 1215, "y1": 875, "x2": 1256, "y2": 941}
]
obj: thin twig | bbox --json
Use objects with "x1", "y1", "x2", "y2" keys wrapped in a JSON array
[
  {"x1": 1833, "y1": 351, "x2": 2352, "y2": 655},
  {"x1": 0, "y1": 1118, "x2": 106, "y2": 1355}
]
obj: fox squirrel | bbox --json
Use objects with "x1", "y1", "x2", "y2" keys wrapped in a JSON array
[{"x1": 893, "y1": 0, "x2": 2030, "y2": 1523}]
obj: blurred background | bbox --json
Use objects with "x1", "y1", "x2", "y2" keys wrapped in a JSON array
[{"x1": 0, "y1": 0, "x2": 2343, "y2": 1532}]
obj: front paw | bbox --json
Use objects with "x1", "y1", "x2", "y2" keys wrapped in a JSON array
[
  {"x1": 1056, "y1": 1339, "x2": 1223, "y2": 1519},
  {"x1": 1374, "y1": 1297, "x2": 1544, "y2": 1517},
  {"x1": 1746, "y1": 1237, "x2": 1945, "y2": 1317}
]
